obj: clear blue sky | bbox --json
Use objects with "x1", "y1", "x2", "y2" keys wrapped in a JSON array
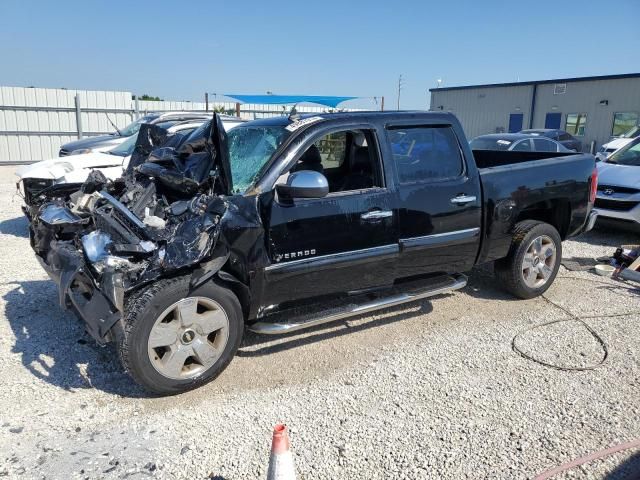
[{"x1": 1, "y1": 0, "x2": 637, "y2": 109}]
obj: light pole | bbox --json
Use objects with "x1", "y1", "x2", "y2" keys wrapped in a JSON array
[{"x1": 397, "y1": 74, "x2": 404, "y2": 110}]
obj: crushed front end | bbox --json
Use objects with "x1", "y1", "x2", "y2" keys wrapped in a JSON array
[{"x1": 28, "y1": 116, "x2": 234, "y2": 343}]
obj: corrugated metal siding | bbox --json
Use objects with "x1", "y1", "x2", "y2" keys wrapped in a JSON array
[
  {"x1": 430, "y1": 85, "x2": 533, "y2": 139},
  {"x1": 431, "y1": 77, "x2": 640, "y2": 150},
  {"x1": 0, "y1": 87, "x2": 134, "y2": 162},
  {"x1": 533, "y1": 77, "x2": 640, "y2": 150},
  {"x1": 0, "y1": 87, "x2": 359, "y2": 163}
]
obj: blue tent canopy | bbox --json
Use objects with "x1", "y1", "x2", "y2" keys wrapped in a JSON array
[{"x1": 223, "y1": 94, "x2": 357, "y2": 108}]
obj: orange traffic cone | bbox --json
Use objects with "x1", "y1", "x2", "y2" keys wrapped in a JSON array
[{"x1": 267, "y1": 424, "x2": 296, "y2": 480}]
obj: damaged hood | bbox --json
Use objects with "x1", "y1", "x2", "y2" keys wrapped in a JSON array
[{"x1": 128, "y1": 113, "x2": 232, "y2": 196}]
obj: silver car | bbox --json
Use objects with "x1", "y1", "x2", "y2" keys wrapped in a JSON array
[
  {"x1": 470, "y1": 133, "x2": 573, "y2": 153},
  {"x1": 58, "y1": 112, "x2": 235, "y2": 156},
  {"x1": 595, "y1": 136, "x2": 640, "y2": 225}
]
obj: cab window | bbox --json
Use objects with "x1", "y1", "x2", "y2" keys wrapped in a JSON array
[
  {"x1": 286, "y1": 129, "x2": 383, "y2": 193},
  {"x1": 388, "y1": 126, "x2": 463, "y2": 183}
]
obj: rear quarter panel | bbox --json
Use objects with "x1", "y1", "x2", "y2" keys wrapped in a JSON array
[{"x1": 476, "y1": 153, "x2": 595, "y2": 264}]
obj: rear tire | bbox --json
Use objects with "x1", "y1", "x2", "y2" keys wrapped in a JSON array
[
  {"x1": 118, "y1": 276, "x2": 243, "y2": 395},
  {"x1": 495, "y1": 221, "x2": 562, "y2": 299}
]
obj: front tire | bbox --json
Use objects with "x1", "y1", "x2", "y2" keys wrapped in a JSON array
[
  {"x1": 495, "y1": 221, "x2": 562, "y2": 299},
  {"x1": 118, "y1": 276, "x2": 243, "y2": 395}
]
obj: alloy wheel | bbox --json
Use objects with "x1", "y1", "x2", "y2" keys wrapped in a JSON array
[
  {"x1": 521, "y1": 235, "x2": 557, "y2": 289},
  {"x1": 147, "y1": 297, "x2": 229, "y2": 380}
]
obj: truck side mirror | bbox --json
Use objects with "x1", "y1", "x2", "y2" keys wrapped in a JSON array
[{"x1": 276, "y1": 170, "x2": 329, "y2": 200}]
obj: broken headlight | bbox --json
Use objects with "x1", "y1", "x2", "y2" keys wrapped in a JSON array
[{"x1": 81, "y1": 231, "x2": 112, "y2": 262}]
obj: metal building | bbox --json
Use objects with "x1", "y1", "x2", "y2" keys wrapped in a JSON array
[{"x1": 429, "y1": 73, "x2": 640, "y2": 151}]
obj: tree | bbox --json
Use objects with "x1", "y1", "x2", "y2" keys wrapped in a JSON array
[{"x1": 214, "y1": 105, "x2": 236, "y2": 116}]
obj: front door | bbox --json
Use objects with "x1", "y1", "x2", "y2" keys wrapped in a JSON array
[
  {"x1": 262, "y1": 127, "x2": 399, "y2": 306},
  {"x1": 386, "y1": 124, "x2": 482, "y2": 277}
]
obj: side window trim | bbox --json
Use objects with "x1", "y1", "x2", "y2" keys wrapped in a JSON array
[
  {"x1": 295, "y1": 186, "x2": 388, "y2": 203},
  {"x1": 385, "y1": 124, "x2": 467, "y2": 185}
]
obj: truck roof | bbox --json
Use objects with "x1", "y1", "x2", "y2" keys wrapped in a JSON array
[{"x1": 241, "y1": 111, "x2": 457, "y2": 128}]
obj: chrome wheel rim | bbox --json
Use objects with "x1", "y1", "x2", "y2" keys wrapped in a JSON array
[
  {"x1": 147, "y1": 297, "x2": 229, "y2": 380},
  {"x1": 521, "y1": 235, "x2": 557, "y2": 289}
]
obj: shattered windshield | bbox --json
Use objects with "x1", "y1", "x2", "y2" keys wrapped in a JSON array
[{"x1": 227, "y1": 125, "x2": 290, "y2": 193}]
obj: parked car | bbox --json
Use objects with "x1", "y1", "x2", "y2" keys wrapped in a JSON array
[
  {"x1": 470, "y1": 133, "x2": 573, "y2": 153},
  {"x1": 26, "y1": 111, "x2": 597, "y2": 395},
  {"x1": 17, "y1": 117, "x2": 245, "y2": 205},
  {"x1": 58, "y1": 111, "x2": 234, "y2": 156},
  {"x1": 594, "y1": 136, "x2": 640, "y2": 225},
  {"x1": 596, "y1": 125, "x2": 640, "y2": 162},
  {"x1": 519, "y1": 129, "x2": 582, "y2": 152}
]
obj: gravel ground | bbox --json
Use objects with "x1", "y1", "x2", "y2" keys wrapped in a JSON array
[{"x1": 0, "y1": 165, "x2": 639, "y2": 479}]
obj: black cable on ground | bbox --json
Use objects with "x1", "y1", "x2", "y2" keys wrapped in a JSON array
[
  {"x1": 511, "y1": 274, "x2": 640, "y2": 371},
  {"x1": 556, "y1": 274, "x2": 640, "y2": 293}
]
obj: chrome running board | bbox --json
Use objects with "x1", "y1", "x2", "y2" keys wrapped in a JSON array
[{"x1": 249, "y1": 274, "x2": 467, "y2": 335}]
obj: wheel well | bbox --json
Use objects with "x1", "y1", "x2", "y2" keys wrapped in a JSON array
[
  {"x1": 515, "y1": 199, "x2": 571, "y2": 239},
  {"x1": 124, "y1": 270, "x2": 251, "y2": 323},
  {"x1": 213, "y1": 271, "x2": 251, "y2": 321}
]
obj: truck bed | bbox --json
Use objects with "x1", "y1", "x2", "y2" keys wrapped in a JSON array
[{"x1": 473, "y1": 150, "x2": 595, "y2": 265}]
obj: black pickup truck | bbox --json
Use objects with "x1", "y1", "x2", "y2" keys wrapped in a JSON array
[{"x1": 27, "y1": 112, "x2": 598, "y2": 394}]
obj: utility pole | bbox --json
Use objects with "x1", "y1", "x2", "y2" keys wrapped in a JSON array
[{"x1": 397, "y1": 74, "x2": 404, "y2": 110}]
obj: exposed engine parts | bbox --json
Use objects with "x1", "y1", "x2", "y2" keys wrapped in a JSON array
[{"x1": 28, "y1": 116, "x2": 233, "y2": 321}]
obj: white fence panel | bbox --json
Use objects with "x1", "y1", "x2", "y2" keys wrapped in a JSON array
[
  {"x1": 137, "y1": 100, "x2": 210, "y2": 113},
  {"x1": 0, "y1": 86, "x2": 134, "y2": 162},
  {"x1": 0, "y1": 86, "x2": 364, "y2": 163}
]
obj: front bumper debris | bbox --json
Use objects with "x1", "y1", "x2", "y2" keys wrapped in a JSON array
[{"x1": 36, "y1": 240, "x2": 122, "y2": 343}]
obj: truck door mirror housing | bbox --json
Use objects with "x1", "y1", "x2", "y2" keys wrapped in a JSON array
[{"x1": 276, "y1": 170, "x2": 329, "y2": 199}]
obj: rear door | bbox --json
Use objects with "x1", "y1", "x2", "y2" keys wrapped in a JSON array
[
  {"x1": 386, "y1": 122, "x2": 482, "y2": 277},
  {"x1": 533, "y1": 138, "x2": 560, "y2": 152}
]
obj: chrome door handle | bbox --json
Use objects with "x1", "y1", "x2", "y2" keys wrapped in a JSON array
[
  {"x1": 361, "y1": 210, "x2": 393, "y2": 220},
  {"x1": 450, "y1": 195, "x2": 477, "y2": 205}
]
